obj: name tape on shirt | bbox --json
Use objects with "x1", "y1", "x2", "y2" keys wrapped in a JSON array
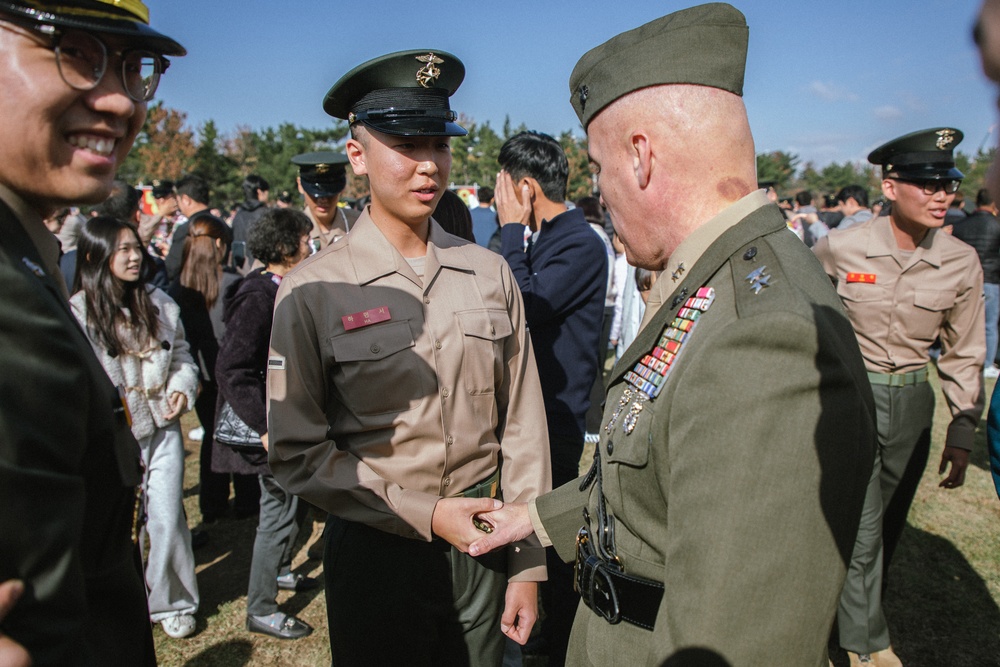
[
  {"x1": 342, "y1": 306, "x2": 391, "y2": 331},
  {"x1": 846, "y1": 273, "x2": 877, "y2": 284},
  {"x1": 268, "y1": 356, "x2": 286, "y2": 371}
]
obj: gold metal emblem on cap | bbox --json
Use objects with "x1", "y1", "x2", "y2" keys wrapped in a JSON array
[
  {"x1": 936, "y1": 129, "x2": 955, "y2": 150},
  {"x1": 415, "y1": 53, "x2": 444, "y2": 88},
  {"x1": 316, "y1": 164, "x2": 330, "y2": 175},
  {"x1": 348, "y1": 112, "x2": 357, "y2": 124}
]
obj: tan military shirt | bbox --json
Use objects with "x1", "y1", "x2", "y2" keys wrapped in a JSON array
[
  {"x1": 305, "y1": 204, "x2": 361, "y2": 252},
  {"x1": 268, "y1": 209, "x2": 550, "y2": 580},
  {"x1": 813, "y1": 215, "x2": 985, "y2": 450}
]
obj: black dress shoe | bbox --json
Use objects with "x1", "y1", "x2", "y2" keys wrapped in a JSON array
[
  {"x1": 276, "y1": 573, "x2": 320, "y2": 591},
  {"x1": 246, "y1": 613, "x2": 313, "y2": 639}
]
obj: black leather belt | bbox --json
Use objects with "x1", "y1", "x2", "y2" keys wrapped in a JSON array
[{"x1": 575, "y1": 527, "x2": 663, "y2": 630}]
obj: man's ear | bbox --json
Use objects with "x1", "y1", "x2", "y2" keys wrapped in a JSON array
[
  {"x1": 631, "y1": 131, "x2": 652, "y2": 190},
  {"x1": 346, "y1": 138, "x2": 367, "y2": 176},
  {"x1": 882, "y1": 179, "x2": 897, "y2": 202}
]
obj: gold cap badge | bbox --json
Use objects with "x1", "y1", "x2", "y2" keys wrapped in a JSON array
[
  {"x1": 415, "y1": 53, "x2": 444, "y2": 88},
  {"x1": 936, "y1": 129, "x2": 955, "y2": 150}
]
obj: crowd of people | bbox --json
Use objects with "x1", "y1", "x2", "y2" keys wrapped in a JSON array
[{"x1": 5, "y1": 1, "x2": 1000, "y2": 667}]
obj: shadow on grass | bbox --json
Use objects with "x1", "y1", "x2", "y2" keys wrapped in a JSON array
[
  {"x1": 183, "y1": 639, "x2": 253, "y2": 667},
  {"x1": 831, "y1": 523, "x2": 1000, "y2": 666}
]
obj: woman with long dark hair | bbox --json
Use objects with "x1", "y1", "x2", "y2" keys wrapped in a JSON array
[
  {"x1": 215, "y1": 208, "x2": 316, "y2": 639},
  {"x1": 71, "y1": 216, "x2": 200, "y2": 640},
  {"x1": 169, "y1": 214, "x2": 259, "y2": 528}
]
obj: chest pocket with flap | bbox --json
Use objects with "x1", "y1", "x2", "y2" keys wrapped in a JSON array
[
  {"x1": 328, "y1": 320, "x2": 426, "y2": 415},
  {"x1": 456, "y1": 309, "x2": 512, "y2": 395}
]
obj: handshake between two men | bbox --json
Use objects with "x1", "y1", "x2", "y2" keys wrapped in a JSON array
[{"x1": 430, "y1": 498, "x2": 535, "y2": 558}]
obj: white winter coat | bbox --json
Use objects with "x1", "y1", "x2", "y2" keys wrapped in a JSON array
[{"x1": 70, "y1": 286, "x2": 198, "y2": 441}]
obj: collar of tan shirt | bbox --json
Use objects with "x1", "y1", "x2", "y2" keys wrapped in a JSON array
[
  {"x1": 348, "y1": 207, "x2": 474, "y2": 289},
  {"x1": 866, "y1": 215, "x2": 942, "y2": 270},
  {"x1": 0, "y1": 183, "x2": 68, "y2": 300},
  {"x1": 640, "y1": 189, "x2": 770, "y2": 331}
]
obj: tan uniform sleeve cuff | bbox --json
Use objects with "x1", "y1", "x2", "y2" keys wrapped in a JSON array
[
  {"x1": 946, "y1": 415, "x2": 977, "y2": 451},
  {"x1": 400, "y1": 489, "x2": 442, "y2": 541},
  {"x1": 528, "y1": 498, "x2": 553, "y2": 548}
]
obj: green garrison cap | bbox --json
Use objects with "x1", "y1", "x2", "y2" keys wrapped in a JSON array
[
  {"x1": 292, "y1": 151, "x2": 350, "y2": 199},
  {"x1": 868, "y1": 127, "x2": 965, "y2": 181},
  {"x1": 0, "y1": 0, "x2": 185, "y2": 55},
  {"x1": 569, "y1": 3, "x2": 748, "y2": 128},
  {"x1": 323, "y1": 49, "x2": 467, "y2": 137}
]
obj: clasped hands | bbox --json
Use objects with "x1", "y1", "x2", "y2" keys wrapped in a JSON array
[{"x1": 430, "y1": 497, "x2": 535, "y2": 556}]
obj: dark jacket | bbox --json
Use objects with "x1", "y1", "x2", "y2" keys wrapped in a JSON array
[
  {"x1": 231, "y1": 200, "x2": 269, "y2": 270},
  {"x1": 951, "y1": 209, "x2": 1000, "y2": 284},
  {"x1": 213, "y1": 269, "x2": 278, "y2": 475},
  {"x1": 0, "y1": 201, "x2": 153, "y2": 666},
  {"x1": 500, "y1": 207, "x2": 608, "y2": 440}
]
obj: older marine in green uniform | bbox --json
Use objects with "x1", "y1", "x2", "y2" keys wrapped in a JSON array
[{"x1": 469, "y1": 4, "x2": 877, "y2": 666}]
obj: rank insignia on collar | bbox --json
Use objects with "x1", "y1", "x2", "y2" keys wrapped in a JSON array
[
  {"x1": 671, "y1": 262, "x2": 685, "y2": 282},
  {"x1": 936, "y1": 129, "x2": 956, "y2": 150},
  {"x1": 415, "y1": 53, "x2": 444, "y2": 88},
  {"x1": 746, "y1": 266, "x2": 771, "y2": 294}
]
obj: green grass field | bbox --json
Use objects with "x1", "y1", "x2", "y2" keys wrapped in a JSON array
[{"x1": 156, "y1": 371, "x2": 1000, "y2": 666}]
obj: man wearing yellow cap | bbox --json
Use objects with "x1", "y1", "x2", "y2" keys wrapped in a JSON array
[
  {"x1": 0, "y1": 1, "x2": 184, "y2": 664},
  {"x1": 468, "y1": 5, "x2": 876, "y2": 665}
]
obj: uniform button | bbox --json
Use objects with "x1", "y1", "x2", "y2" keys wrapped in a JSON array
[
  {"x1": 435, "y1": 340, "x2": 442, "y2": 350},
  {"x1": 444, "y1": 477, "x2": 452, "y2": 487},
  {"x1": 442, "y1": 388, "x2": 450, "y2": 398},
  {"x1": 606, "y1": 440, "x2": 615, "y2": 455},
  {"x1": 370, "y1": 343, "x2": 380, "y2": 354},
  {"x1": 743, "y1": 246, "x2": 758, "y2": 260},
  {"x1": 446, "y1": 435, "x2": 454, "y2": 445},
  {"x1": 424, "y1": 296, "x2": 430, "y2": 304},
  {"x1": 490, "y1": 325, "x2": 496, "y2": 335}
]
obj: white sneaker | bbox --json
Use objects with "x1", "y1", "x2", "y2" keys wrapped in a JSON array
[
  {"x1": 985, "y1": 366, "x2": 1000, "y2": 379},
  {"x1": 188, "y1": 426, "x2": 205, "y2": 441},
  {"x1": 161, "y1": 614, "x2": 196, "y2": 638}
]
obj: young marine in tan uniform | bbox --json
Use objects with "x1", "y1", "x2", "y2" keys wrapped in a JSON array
[
  {"x1": 813, "y1": 128, "x2": 986, "y2": 667},
  {"x1": 266, "y1": 50, "x2": 550, "y2": 665},
  {"x1": 291, "y1": 150, "x2": 360, "y2": 251}
]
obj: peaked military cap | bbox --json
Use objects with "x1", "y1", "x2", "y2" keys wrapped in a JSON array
[
  {"x1": 323, "y1": 49, "x2": 467, "y2": 137},
  {"x1": 292, "y1": 151, "x2": 350, "y2": 199},
  {"x1": 0, "y1": 0, "x2": 185, "y2": 55},
  {"x1": 569, "y1": 3, "x2": 748, "y2": 128},
  {"x1": 868, "y1": 127, "x2": 965, "y2": 181}
]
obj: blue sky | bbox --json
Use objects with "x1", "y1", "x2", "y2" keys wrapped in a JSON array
[{"x1": 149, "y1": 0, "x2": 995, "y2": 170}]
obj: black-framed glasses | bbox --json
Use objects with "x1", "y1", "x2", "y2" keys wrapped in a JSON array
[
  {"x1": 893, "y1": 178, "x2": 962, "y2": 195},
  {"x1": 0, "y1": 14, "x2": 168, "y2": 102}
]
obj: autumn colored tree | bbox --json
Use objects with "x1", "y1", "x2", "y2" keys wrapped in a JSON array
[{"x1": 121, "y1": 102, "x2": 197, "y2": 183}]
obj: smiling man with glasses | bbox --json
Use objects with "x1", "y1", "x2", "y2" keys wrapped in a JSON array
[
  {"x1": 813, "y1": 128, "x2": 986, "y2": 666},
  {"x1": 0, "y1": 1, "x2": 184, "y2": 665}
]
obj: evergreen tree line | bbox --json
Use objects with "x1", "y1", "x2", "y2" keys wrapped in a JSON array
[{"x1": 118, "y1": 103, "x2": 997, "y2": 211}]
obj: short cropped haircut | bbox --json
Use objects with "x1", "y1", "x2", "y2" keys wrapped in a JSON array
[
  {"x1": 836, "y1": 185, "x2": 869, "y2": 208},
  {"x1": 977, "y1": 188, "x2": 994, "y2": 208},
  {"x1": 794, "y1": 190, "x2": 813, "y2": 208},
  {"x1": 498, "y1": 131, "x2": 568, "y2": 203},
  {"x1": 176, "y1": 175, "x2": 210, "y2": 205}
]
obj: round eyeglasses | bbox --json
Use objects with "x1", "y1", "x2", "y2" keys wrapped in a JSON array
[
  {"x1": 893, "y1": 178, "x2": 962, "y2": 196},
  {"x1": 0, "y1": 15, "x2": 169, "y2": 102}
]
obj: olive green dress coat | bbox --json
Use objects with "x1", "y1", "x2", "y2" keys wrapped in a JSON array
[
  {"x1": 0, "y1": 198, "x2": 154, "y2": 666},
  {"x1": 535, "y1": 200, "x2": 877, "y2": 666}
]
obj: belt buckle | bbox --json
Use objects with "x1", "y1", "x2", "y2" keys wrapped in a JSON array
[
  {"x1": 590, "y1": 564, "x2": 622, "y2": 625},
  {"x1": 575, "y1": 527, "x2": 623, "y2": 625}
]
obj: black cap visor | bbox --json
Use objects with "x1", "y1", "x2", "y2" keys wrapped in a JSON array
[
  {"x1": 0, "y1": 2, "x2": 185, "y2": 55},
  {"x1": 300, "y1": 178, "x2": 345, "y2": 199},
  {"x1": 353, "y1": 107, "x2": 467, "y2": 137}
]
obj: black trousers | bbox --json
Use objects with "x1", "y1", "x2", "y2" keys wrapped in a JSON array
[{"x1": 324, "y1": 517, "x2": 507, "y2": 667}]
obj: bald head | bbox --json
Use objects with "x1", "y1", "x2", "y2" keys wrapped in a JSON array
[{"x1": 588, "y1": 84, "x2": 756, "y2": 269}]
